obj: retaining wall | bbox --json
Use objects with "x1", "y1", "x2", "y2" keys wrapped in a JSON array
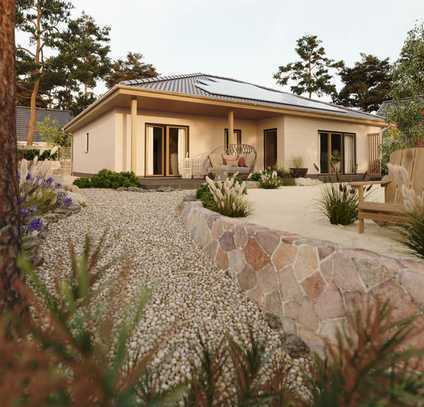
[{"x1": 181, "y1": 201, "x2": 424, "y2": 352}]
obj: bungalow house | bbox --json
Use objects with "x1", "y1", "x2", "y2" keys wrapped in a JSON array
[{"x1": 64, "y1": 73, "x2": 386, "y2": 178}]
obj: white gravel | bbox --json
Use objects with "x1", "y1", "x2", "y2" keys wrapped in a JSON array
[{"x1": 39, "y1": 189, "x2": 310, "y2": 399}]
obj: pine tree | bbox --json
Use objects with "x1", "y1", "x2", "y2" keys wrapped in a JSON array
[
  {"x1": 52, "y1": 12, "x2": 111, "y2": 114},
  {"x1": 274, "y1": 35, "x2": 343, "y2": 99},
  {"x1": 16, "y1": 0, "x2": 72, "y2": 145},
  {"x1": 105, "y1": 52, "x2": 158, "y2": 88},
  {"x1": 0, "y1": 0, "x2": 22, "y2": 311},
  {"x1": 333, "y1": 54, "x2": 392, "y2": 113}
]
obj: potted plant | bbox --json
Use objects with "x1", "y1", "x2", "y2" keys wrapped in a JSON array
[{"x1": 289, "y1": 156, "x2": 308, "y2": 178}]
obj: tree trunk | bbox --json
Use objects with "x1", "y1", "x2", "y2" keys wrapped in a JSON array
[
  {"x1": 25, "y1": 4, "x2": 42, "y2": 146},
  {"x1": 0, "y1": 0, "x2": 22, "y2": 311}
]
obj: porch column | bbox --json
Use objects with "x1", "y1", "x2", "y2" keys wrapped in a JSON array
[
  {"x1": 130, "y1": 97, "x2": 137, "y2": 173},
  {"x1": 228, "y1": 110, "x2": 234, "y2": 144}
]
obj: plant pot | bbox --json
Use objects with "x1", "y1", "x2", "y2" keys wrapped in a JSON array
[
  {"x1": 416, "y1": 139, "x2": 424, "y2": 147},
  {"x1": 289, "y1": 168, "x2": 308, "y2": 178}
]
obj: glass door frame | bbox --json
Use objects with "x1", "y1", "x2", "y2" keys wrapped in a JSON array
[
  {"x1": 319, "y1": 130, "x2": 357, "y2": 175},
  {"x1": 144, "y1": 123, "x2": 189, "y2": 177}
]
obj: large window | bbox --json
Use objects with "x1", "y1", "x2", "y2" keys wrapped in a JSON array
[
  {"x1": 319, "y1": 131, "x2": 356, "y2": 174},
  {"x1": 145, "y1": 124, "x2": 189, "y2": 176}
]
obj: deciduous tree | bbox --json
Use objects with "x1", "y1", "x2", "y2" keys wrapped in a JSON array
[{"x1": 274, "y1": 35, "x2": 343, "y2": 99}]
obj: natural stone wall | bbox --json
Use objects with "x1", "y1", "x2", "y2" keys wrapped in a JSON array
[{"x1": 181, "y1": 201, "x2": 424, "y2": 353}]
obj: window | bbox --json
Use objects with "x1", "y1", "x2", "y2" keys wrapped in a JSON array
[
  {"x1": 224, "y1": 129, "x2": 242, "y2": 149},
  {"x1": 319, "y1": 131, "x2": 356, "y2": 174},
  {"x1": 84, "y1": 133, "x2": 89, "y2": 153}
]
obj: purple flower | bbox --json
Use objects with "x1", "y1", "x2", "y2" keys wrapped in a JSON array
[
  {"x1": 26, "y1": 172, "x2": 32, "y2": 181},
  {"x1": 63, "y1": 196, "x2": 72, "y2": 208},
  {"x1": 28, "y1": 218, "x2": 43, "y2": 232},
  {"x1": 44, "y1": 176, "x2": 54, "y2": 187},
  {"x1": 20, "y1": 207, "x2": 30, "y2": 218}
]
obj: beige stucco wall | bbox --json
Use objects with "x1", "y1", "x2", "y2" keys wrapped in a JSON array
[
  {"x1": 283, "y1": 116, "x2": 383, "y2": 174},
  {"x1": 72, "y1": 111, "x2": 117, "y2": 174},
  {"x1": 71, "y1": 106, "x2": 383, "y2": 176},
  {"x1": 116, "y1": 109, "x2": 259, "y2": 176}
]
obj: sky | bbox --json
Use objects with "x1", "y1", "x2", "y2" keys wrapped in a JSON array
[{"x1": 24, "y1": 0, "x2": 424, "y2": 96}]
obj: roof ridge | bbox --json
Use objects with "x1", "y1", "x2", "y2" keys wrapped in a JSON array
[
  {"x1": 16, "y1": 105, "x2": 71, "y2": 113},
  {"x1": 121, "y1": 73, "x2": 205, "y2": 86}
]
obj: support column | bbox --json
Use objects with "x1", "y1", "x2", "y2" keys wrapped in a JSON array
[
  {"x1": 228, "y1": 110, "x2": 234, "y2": 144},
  {"x1": 131, "y1": 97, "x2": 137, "y2": 173}
]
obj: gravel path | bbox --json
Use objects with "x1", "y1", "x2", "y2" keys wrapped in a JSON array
[{"x1": 39, "y1": 189, "x2": 309, "y2": 398}]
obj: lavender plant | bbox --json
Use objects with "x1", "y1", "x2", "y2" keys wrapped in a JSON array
[{"x1": 205, "y1": 173, "x2": 250, "y2": 217}]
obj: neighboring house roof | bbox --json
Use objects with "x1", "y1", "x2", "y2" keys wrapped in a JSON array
[
  {"x1": 16, "y1": 106, "x2": 72, "y2": 143},
  {"x1": 377, "y1": 97, "x2": 424, "y2": 117},
  {"x1": 122, "y1": 73, "x2": 384, "y2": 122}
]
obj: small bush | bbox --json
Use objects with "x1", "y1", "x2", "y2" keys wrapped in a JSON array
[
  {"x1": 259, "y1": 170, "x2": 281, "y2": 189},
  {"x1": 402, "y1": 211, "x2": 424, "y2": 259},
  {"x1": 196, "y1": 183, "x2": 218, "y2": 211},
  {"x1": 319, "y1": 183, "x2": 359, "y2": 225},
  {"x1": 206, "y1": 174, "x2": 249, "y2": 217},
  {"x1": 401, "y1": 188, "x2": 424, "y2": 259},
  {"x1": 248, "y1": 171, "x2": 262, "y2": 182},
  {"x1": 18, "y1": 148, "x2": 58, "y2": 161},
  {"x1": 74, "y1": 169, "x2": 139, "y2": 189}
]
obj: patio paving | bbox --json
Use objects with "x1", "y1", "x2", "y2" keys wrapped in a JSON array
[{"x1": 246, "y1": 185, "x2": 411, "y2": 259}]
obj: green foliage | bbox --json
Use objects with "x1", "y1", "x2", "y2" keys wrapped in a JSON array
[
  {"x1": 52, "y1": 12, "x2": 111, "y2": 115},
  {"x1": 274, "y1": 35, "x2": 343, "y2": 98},
  {"x1": 8, "y1": 234, "x2": 186, "y2": 406},
  {"x1": 258, "y1": 170, "x2": 281, "y2": 189},
  {"x1": 105, "y1": 52, "x2": 158, "y2": 88},
  {"x1": 402, "y1": 210, "x2": 424, "y2": 259},
  {"x1": 18, "y1": 148, "x2": 58, "y2": 161},
  {"x1": 391, "y1": 22, "x2": 424, "y2": 98},
  {"x1": 319, "y1": 183, "x2": 359, "y2": 225},
  {"x1": 196, "y1": 184, "x2": 218, "y2": 211},
  {"x1": 333, "y1": 53, "x2": 392, "y2": 113},
  {"x1": 206, "y1": 175, "x2": 250, "y2": 218},
  {"x1": 37, "y1": 116, "x2": 71, "y2": 147},
  {"x1": 248, "y1": 171, "x2": 262, "y2": 182},
  {"x1": 291, "y1": 156, "x2": 304, "y2": 169},
  {"x1": 73, "y1": 169, "x2": 139, "y2": 189},
  {"x1": 380, "y1": 132, "x2": 406, "y2": 174},
  {"x1": 308, "y1": 301, "x2": 424, "y2": 407}
]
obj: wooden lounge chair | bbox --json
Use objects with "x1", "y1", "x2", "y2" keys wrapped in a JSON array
[{"x1": 351, "y1": 148, "x2": 424, "y2": 233}]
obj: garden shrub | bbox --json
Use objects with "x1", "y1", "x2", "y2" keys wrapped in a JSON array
[
  {"x1": 248, "y1": 171, "x2": 262, "y2": 182},
  {"x1": 19, "y1": 153, "x2": 73, "y2": 235},
  {"x1": 205, "y1": 174, "x2": 249, "y2": 217},
  {"x1": 73, "y1": 169, "x2": 139, "y2": 189},
  {"x1": 196, "y1": 183, "x2": 218, "y2": 211},
  {"x1": 17, "y1": 148, "x2": 58, "y2": 161},
  {"x1": 402, "y1": 187, "x2": 424, "y2": 259},
  {"x1": 319, "y1": 183, "x2": 359, "y2": 225},
  {"x1": 258, "y1": 170, "x2": 281, "y2": 189}
]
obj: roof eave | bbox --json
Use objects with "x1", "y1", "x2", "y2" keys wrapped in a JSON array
[{"x1": 65, "y1": 84, "x2": 387, "y2": 132}]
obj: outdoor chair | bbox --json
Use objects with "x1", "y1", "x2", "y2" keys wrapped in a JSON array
[
  {"x1": 351, "y1": 148, "x2": 424, "y2": 233},
  {"x1": 208, "y1": 144, "x2": 257, "y2": 179}
]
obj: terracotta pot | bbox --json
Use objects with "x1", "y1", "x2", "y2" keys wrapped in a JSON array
[{"x1": 289, "y1": 168, "x2": 308, "y2": 178}]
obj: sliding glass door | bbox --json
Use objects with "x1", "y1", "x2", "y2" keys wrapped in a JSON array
[
  {"x1": 145, "y1": 124, "x2": 188, "y2": 176},
  {"x1": 319, "y1": 131, "x2": 356, "y2": 174}
]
